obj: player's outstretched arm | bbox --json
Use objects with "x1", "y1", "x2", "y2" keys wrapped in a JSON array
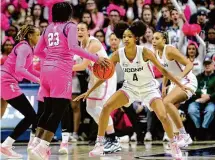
[
  {"x1": 73, "y1": 40, "x2": 100, "y2": 71},
  {"x1": 166, "y1": 46, "x2": 193, "y2": 79},
  {"x1": 143, "y1": 48, "x2": 190, "y2": 92},
  {"x1": 73, "y1": 51, "x2": 120, "y2": 101}
]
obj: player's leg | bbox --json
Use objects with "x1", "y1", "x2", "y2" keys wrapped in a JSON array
[
  {"x1": 59, "y1": 106, "x2": 71, "y2": 154},
  {"x1": 1, "y1": 94, "x2": 37, "y2": 159},
  {"x1": 1, "y1": 98, "x2": 8, "y2": 118},
  {"x1": 71, "y1": 94, "x2": 81, "y2": 140},
  {"x1": 89, "y1": 90, "x2": 129, "y2": 156},
  {"x1": 150, "y1": 98, "x2": 182, "y2": 159},
  {"x1": 163, "y1": 86, "x2": 192, "y2": 147}
]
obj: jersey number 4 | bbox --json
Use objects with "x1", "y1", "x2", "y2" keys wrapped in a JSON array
[
  {"x1": 133, "y1": 73, "x2": 138, "y2": 81},
  {"x1": 48, "y1": 32, "x2": 59, "y2": 46}
]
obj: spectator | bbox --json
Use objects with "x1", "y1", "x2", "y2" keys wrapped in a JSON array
[
  {"x1": 141, "y1": 8, "x2": 155, "y2": 28},
  {"x1": 205, "y1": 26, "x2": 215, "y2": 57},
  {"x1": 107, "y1": 33, "x2": 120, "y2": 56},
  {"x1": 81, "y1": 11, "x2": 97, "y2": 35},
  {"x1": 156, "y1": 5, "x2": 172, "y2": 31},
  {"x1": 151, "y1": 0, "x2": 164, "y2": 20},
  {"x1": 39, "y1": 20, "x2": 48, "y2": 33},
  {"x1": 31, "y1": 4, "x2": 44, "y2": 27},
  {"x1": 94, "y1": 30, "x2": 107, "y2": 50},
  {"x1": 24, "y1": 15, "x2": 34, "y2": 25},
  {"x1": 5, "y1": 25, "x2": 18, "y2": 39},
  {"x1": 1, "y1": 36, "x2": 15, "y2": 65},
  {"x1": 188, "y1": 56, "x2": 215, "y2": 140},
  {"x1": 185, "y1": 41, "x2": 205, "y2": 76},
  {"x1": 85, "y1": 0, "x2": 104, "y2": 29},
  {"x1": 167, "y1": 9, "x2": 183, "y2": 48},
  {"x1": 124, "y1": 0, "x2": 139, "y2": 23},
  {"x1": 104, "y1": 4, "x2": 125, "y2": 46},
  {"x1": 140, "y1": 26, "x2": 155, "y2": 52}
]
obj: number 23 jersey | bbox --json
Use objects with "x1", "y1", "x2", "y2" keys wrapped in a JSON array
[{"x1": 118, "y1": 45, "x2": 155, "y2": 87}]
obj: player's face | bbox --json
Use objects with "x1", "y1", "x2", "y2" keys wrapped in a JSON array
[
  {"x1": 77, "y1": 24, "x2": 89, "y2": 42},
  {"x1": 30, "y1": 28, "x2": 41, "y2": 46},
  {"x1": 152, "y1": 32, "x2": 165, "y2": 49},
  {"x1": 122, "y1": 30, "x2": 136, "y2": 47}
]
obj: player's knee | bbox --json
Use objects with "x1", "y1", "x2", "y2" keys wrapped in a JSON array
[
  {"x1": 163, "y1": 98, "x2": 172, "y2": 106},
  {"x1": 157, "y1": 113, "x2": 168, "y2": 123},
  {"x1": 72, "y1": 105, "x2": 80, "y2": 112},
  {"x1": 103, "y1": 103, "x2": 114, "y2": 113}
]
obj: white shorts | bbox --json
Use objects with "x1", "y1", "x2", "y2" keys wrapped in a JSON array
[
  {"x1": 72, "y1": 76, "x2": 81, "y2": 94},
  {"x1": 168, "y1": 74, "x2": 198, "y2": 100},
  {"x1": 120, "y1": 79, "x2": 161, "y2": 111}
]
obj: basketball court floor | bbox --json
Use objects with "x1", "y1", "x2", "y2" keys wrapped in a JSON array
[{"x1": 1, "y1": 141, "x2": 215, "y2": 160}]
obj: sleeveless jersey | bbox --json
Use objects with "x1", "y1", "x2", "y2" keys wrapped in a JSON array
[
  {"x1": 82, "y1": 36, "x2": 116, "y2": 99},
  {"x1": 156, "y1": 45, "x2": 194, "y2": 78},
  {"x1": 118, "y1": 45, "x2": 155, "y2": 87}
]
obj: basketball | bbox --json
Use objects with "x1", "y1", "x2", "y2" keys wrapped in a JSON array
[{"x1": 93, "y1": 60, "x2": 115, "y2": 80}]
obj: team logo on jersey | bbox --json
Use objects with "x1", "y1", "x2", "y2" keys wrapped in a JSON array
[
  {"x1": 123, "y1": 66, "x2": 144, "y2": 73},
  {"x1": 123, "y1": 62, "x2": 129, "y2": 67}
]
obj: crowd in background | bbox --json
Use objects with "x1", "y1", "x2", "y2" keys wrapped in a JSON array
[{"x1": 1, "y1": 0, "x2": 215, "y2": 143}]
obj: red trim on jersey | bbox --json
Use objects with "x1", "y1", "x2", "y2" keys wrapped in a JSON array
[
  {"x1": 87, "y1": 81, "x2": 108, "y2": 100},
  {"x1": 175, "y1": 60, "x2": 183, "y2": 72},
  {"x1": 147, "y1": 63, "x2": 155, "y2": 78}
]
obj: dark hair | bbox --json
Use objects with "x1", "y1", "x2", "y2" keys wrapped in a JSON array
[
  {"x1": 94, "y1": 29, "x2": 105, "y2": 37},
  {"x1": 31, "y1": 4, "x2": 44, "y2": 21},
  {"x1": 1, "y1": 39, "x2": 14, "y2": 53},
  {"x1": 79, "y1": 21, "x2": 89, "y2": 30},
  {"x1": 186, "y1": 43, "x2": 199, "y2": 58},
  {"x1": 158, "y1": 31, "x2": 169, "y2": 44},
  {"x1": 81, "y1": 10, "x2": 95, "y2": 30},
  {"x1": 114, "y1": 20, "x2": 147, "y2": 39},
  {"x1": 15, "y1": 25, "x2": 37, "y2": 42},
  {"x1": 170, "y1": 8, "x2": 178, "y2": 15},
  {"x1": 142, "y1": 26, "x2": 155, "y2": 43},
  {"x1": 39, "y1": 19, "x2": 48, "y2": 25},
  {"x1": 52, "y1": 2, "x2": 73, "y2": 22}
]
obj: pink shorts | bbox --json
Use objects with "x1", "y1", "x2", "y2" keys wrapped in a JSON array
[
  {"x1": 37, "y1": 86, "x2": 44, "y2": 102},
  {"x1": 40, "y1": 66, "x2": 72, "y2": 100},
  {"x1": 1, "y1": 71, "x2": 22, "y2": 100}
]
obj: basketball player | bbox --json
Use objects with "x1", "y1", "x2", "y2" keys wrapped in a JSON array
[
  {"x1": 0, "y1": 25, "x2": 40, "y2": 159},
  {"x1": 74, "y1": 21, "x2": 192, "y2": 159},
  {"x1": 153, "y1": 32, "x2": 197, "y2": 147},
  {"x1": 69, "y1": 22, "x2": 120, "y2": 154},
  {"x1": 28, "y1": 2, "x2": 109, "y2": 160}
]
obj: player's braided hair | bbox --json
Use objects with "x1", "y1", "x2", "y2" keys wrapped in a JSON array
[{"x1": 15, "y1": 25, "x2": 36, "y2": 42}]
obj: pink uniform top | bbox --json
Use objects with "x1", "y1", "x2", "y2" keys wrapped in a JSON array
[
  {"x1": 34, "y1": 22, "x2": 98, "y2": 73},
  {"x1": 1, "y1": 41, "x2": 40, "y2": 83}
]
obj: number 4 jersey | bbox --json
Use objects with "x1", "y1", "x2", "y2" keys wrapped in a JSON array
[
  {"x1": 118, "y1": 45, "x2": 161, "y2": 110},
  {"x1": 118, "y1": 45, "x2": 155, "y2": 87}
]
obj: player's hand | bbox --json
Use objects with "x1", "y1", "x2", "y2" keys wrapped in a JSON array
[
  {"x1": 73, "y1": 91, "x2": 90, "y2": 102},
  {"x1": 180, "y1": 85, "x2": 195, "y2": 95},
  {"x1": 96, "y1": 57, "x2": 110, "y2": 68},
  {"x1": 162, "y1": 86, "x2": 167, "y2": 98}
]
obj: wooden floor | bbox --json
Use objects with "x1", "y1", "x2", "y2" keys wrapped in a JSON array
[{"x1": 1, "y1": 141, "x2": 215, "y2": 160}]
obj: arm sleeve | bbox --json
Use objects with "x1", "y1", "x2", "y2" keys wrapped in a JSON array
[
  {"x1": 15, "y1": 44, "x2": 40, "y2": 83},
  {"x1": 34, "y1": 32, "x2": 47, "y2": 59},
  {"x1": 27, "y1": 64, "x2": 40, "y2": 77},
  {"x1": 67, "y1": 24, "x2": 98, "y2": 62}
]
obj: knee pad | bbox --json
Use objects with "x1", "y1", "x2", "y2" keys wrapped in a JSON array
[{"x1": 86, "y1": 105, "x2": 113, "y2": 126}]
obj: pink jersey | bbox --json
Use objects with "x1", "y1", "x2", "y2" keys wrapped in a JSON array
[
  {"x1": 1, "y1": 41, "x2": 40, "y2": 83},
  {"x1": 34, "y1": 22, "x2": 99, "y2": 73}
]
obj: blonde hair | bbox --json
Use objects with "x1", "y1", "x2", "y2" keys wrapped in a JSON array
[{"x1": 15, "y1": 25, "x2": 36, "y2": 42}]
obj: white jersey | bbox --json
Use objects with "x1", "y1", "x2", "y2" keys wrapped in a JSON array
[
  {"x1": 156, "y1": 45, "x2": 194, "y2": 78},
  {"x1": 156, "y1": 45, "x2": 197, "y2": 99},
  {"x1": 82, "y1": 36, "x2": 117, "y2": 100},
  {"x1": 118, "y1": 45, "x2": 155, "y2": 87}
]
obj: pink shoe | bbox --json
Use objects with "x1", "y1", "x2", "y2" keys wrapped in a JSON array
[
  {"x1": 30, "y1": 144, "x2": 51, "y2": 160},
  {"x1": 0, "y1": 145, "x2": 23, "y2": 159},
  {"x1": 27, "y1": 140, "x2": 40, "y2": 153},
  {"x1": 89, "y1": 142, "x2": 104, "y2": 157},
  {"x1": 177, "y1": 134, "x2": 193, "y2": 148},
  {"x1": 170, "y1": 142, "x2": 183, "y2": 159},
  {"x1": 58, "y1": 143, "x2": 68, "y2": 154}
]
